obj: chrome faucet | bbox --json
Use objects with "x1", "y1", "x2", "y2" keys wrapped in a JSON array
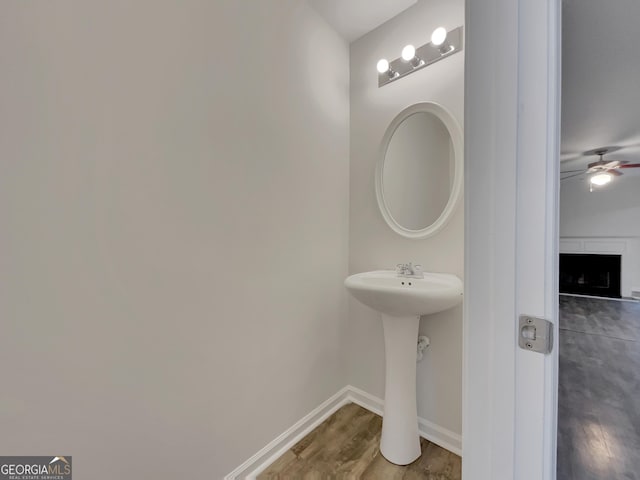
[{"x1": 395, "y1": 262, "x2": 424, "y2": 278}]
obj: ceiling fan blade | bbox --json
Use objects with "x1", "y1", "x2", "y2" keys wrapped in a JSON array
[
  {"x1": 560, "y1": 169, "x2": 586, "y2": 174},
  {"x1": 603, "y1": 160, "x2": 623, "y2": 169},
  {"x1": 619, "y1": 163, "x2": 640, "y2": 169},
  {"x1": 609, "y1": 169, "x2": 623, "y2": 176}
]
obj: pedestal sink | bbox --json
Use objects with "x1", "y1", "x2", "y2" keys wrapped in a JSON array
[{"x1": 344, "y1": 270, "x2": 463, "y2": 465}]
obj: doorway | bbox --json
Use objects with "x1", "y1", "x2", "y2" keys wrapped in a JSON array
[{"x1": 557, "y1": 0, "x2": 640, "y2": 477}]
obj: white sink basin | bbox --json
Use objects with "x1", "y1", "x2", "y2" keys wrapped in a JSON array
[
  {"x1": 344, "y1": 269, "x2": 463, "y2": 466},
  {"x1": 344, "y1": 270, "x2": 463, "y2": 317}
]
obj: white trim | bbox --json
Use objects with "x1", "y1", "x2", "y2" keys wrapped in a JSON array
[
  {"x1": 463, "y1": 0, "x2": 560, "y2": 478},
  {"x1": 463, "y1": 0, "x2": 520, "y2": 476},
  {"x1": 514, "y1": 0, "x2": 561, "y2": 478},
  {"x1": 559, "y1": 292, "x2": 638, "y2": 303},
  {"x1": 347, "y1": 384, "x2": 385, "y2": 416},
  {"x1": 224, "y1": 386, "x2": 351, "y2": 480},
  {"x1": 559, "y1": 236, "x2": 640, "y2": 298},
  {"x1": 224, "y1": 385, "x2": 463, "y2": 479},
  {"x1": 347, "y1": 385, "x2": 462, "y2": 456}
]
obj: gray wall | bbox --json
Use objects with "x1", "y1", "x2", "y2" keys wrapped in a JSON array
[
  {"x1": 0, "y1": 1, "x2": 349, "y2": 478},
  {"x1": 347, "y1": 0, "x2": 464, "y2": 437}
]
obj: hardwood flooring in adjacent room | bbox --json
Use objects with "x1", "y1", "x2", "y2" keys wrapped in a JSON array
[
  {"x1": 257, "y1": 403, "x2": 461, "y2": 479},
  {"x1": 557, "y1": 295, "x2": 640, "y2": 480}
]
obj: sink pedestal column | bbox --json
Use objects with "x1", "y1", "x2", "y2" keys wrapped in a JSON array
[{"x1": 380, "y1": 314, "x2": 421, "y2": 465}]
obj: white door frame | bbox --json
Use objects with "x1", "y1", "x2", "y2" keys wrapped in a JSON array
[{"x1": 463, "y1": 0, "x2": 561, "y2": 478}]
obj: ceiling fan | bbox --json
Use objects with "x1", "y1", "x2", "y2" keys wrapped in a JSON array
[{"x1": 561, "y1": 147, "x2": 640, "y2": 187}]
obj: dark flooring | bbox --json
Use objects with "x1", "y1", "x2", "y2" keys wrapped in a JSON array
[
  {"x1": 557, "y1": 295, "x2": 640, "y2": 480},
  {"x1": 258, "y1": 403, "x2": 461, "y2": 479}
]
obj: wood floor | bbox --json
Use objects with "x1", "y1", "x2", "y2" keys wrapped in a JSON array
[
  {"x1": 557, "y1": 295, "x2": 640, "y2": 480},
  {"x1": 257, "y1": 403, "x2": 461, "y2": 479}
]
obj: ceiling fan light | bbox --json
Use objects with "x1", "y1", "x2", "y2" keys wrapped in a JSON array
[{"x1": 590, "y1": 172, "x2": 612, "y2": 186}]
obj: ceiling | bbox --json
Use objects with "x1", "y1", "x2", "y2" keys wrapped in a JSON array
[
  {"x1": 308, "y1": 0, "x2": 639, "y2": 176},
  {"x1": 562, "y1": 0, "x2": 640, "y2": 174},
  {"x1": 308, "y1": 0, "x2": 417, "y2": 43}
]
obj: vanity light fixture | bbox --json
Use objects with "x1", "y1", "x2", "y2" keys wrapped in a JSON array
[
  {"x1": 377, "y1": 58, "x2": 398, "y2": 79},
  {"x1": 430, "y1": 27, "x2": 455, "y2": 55},
  {"x1": 401, "y1": 45, "x2": 424, "y2": 68},
  {"x1": 376, "y1": 26, "x2": 463, "y2": 87}
]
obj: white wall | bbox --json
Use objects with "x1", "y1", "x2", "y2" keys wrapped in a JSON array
[
  {"x1": 560, "y1": 175, "x2": 640, "y2": 237},
  {"x1": 348, "y1": 0, "x2": 464, "y2": 439},
  {"x1": 0, "y1": 1, "x2": 349, "y2": 478},
  {"x1": 560, "y1": 174, "x2": 640, "y2": 294}
]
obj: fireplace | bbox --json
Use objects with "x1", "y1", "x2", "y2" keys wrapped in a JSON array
[{"x1": 559, "y1": 253, "x2": 622, "y2": 298}]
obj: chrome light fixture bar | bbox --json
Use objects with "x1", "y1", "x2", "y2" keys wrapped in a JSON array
[{"x1": 377, "y1": 26, "x2": 463, "y2": 88}]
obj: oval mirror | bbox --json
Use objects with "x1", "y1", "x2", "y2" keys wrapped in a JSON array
[{"x1": 376, "y1": 102, "x2": 463, "y2": 239}]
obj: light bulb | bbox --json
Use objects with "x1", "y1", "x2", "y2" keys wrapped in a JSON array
[
  {"x1": 590, "y1": 173, "x2": 612, "y2": 186},
  {"x1": 401, "y1": 45, "x2": 416, "y2": 61},
  {"x1": 376, "y1": 58, "x2": 390, "y2": 73},
  {"x1": 431, "y1": 27, "x2": 447, "y2": 46}
]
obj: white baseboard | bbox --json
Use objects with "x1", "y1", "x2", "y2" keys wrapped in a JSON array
[
  {"x1": 347, "y1": 385, "x2": 462, "y2": 457},
  {"x1": 224, "y1": 385, "x2": 462, "y2": 479},
  {"x1": 560, "y1": 292, "x2": 639, "y2": 303},
  {"x1": 418, "y1": 414, "x2": 463, "y2": 456},
  {"x1": 223, "y1": 386, "x2": 351, "y2": 480}
]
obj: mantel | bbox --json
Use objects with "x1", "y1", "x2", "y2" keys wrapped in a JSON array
[{"x1": 560, "y1": 236, "x2": 640, "y2": 298}]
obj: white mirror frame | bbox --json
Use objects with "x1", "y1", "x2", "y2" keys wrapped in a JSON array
[{"x1": 375, "y1": 102, "x2": 463, "y2": 239}]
